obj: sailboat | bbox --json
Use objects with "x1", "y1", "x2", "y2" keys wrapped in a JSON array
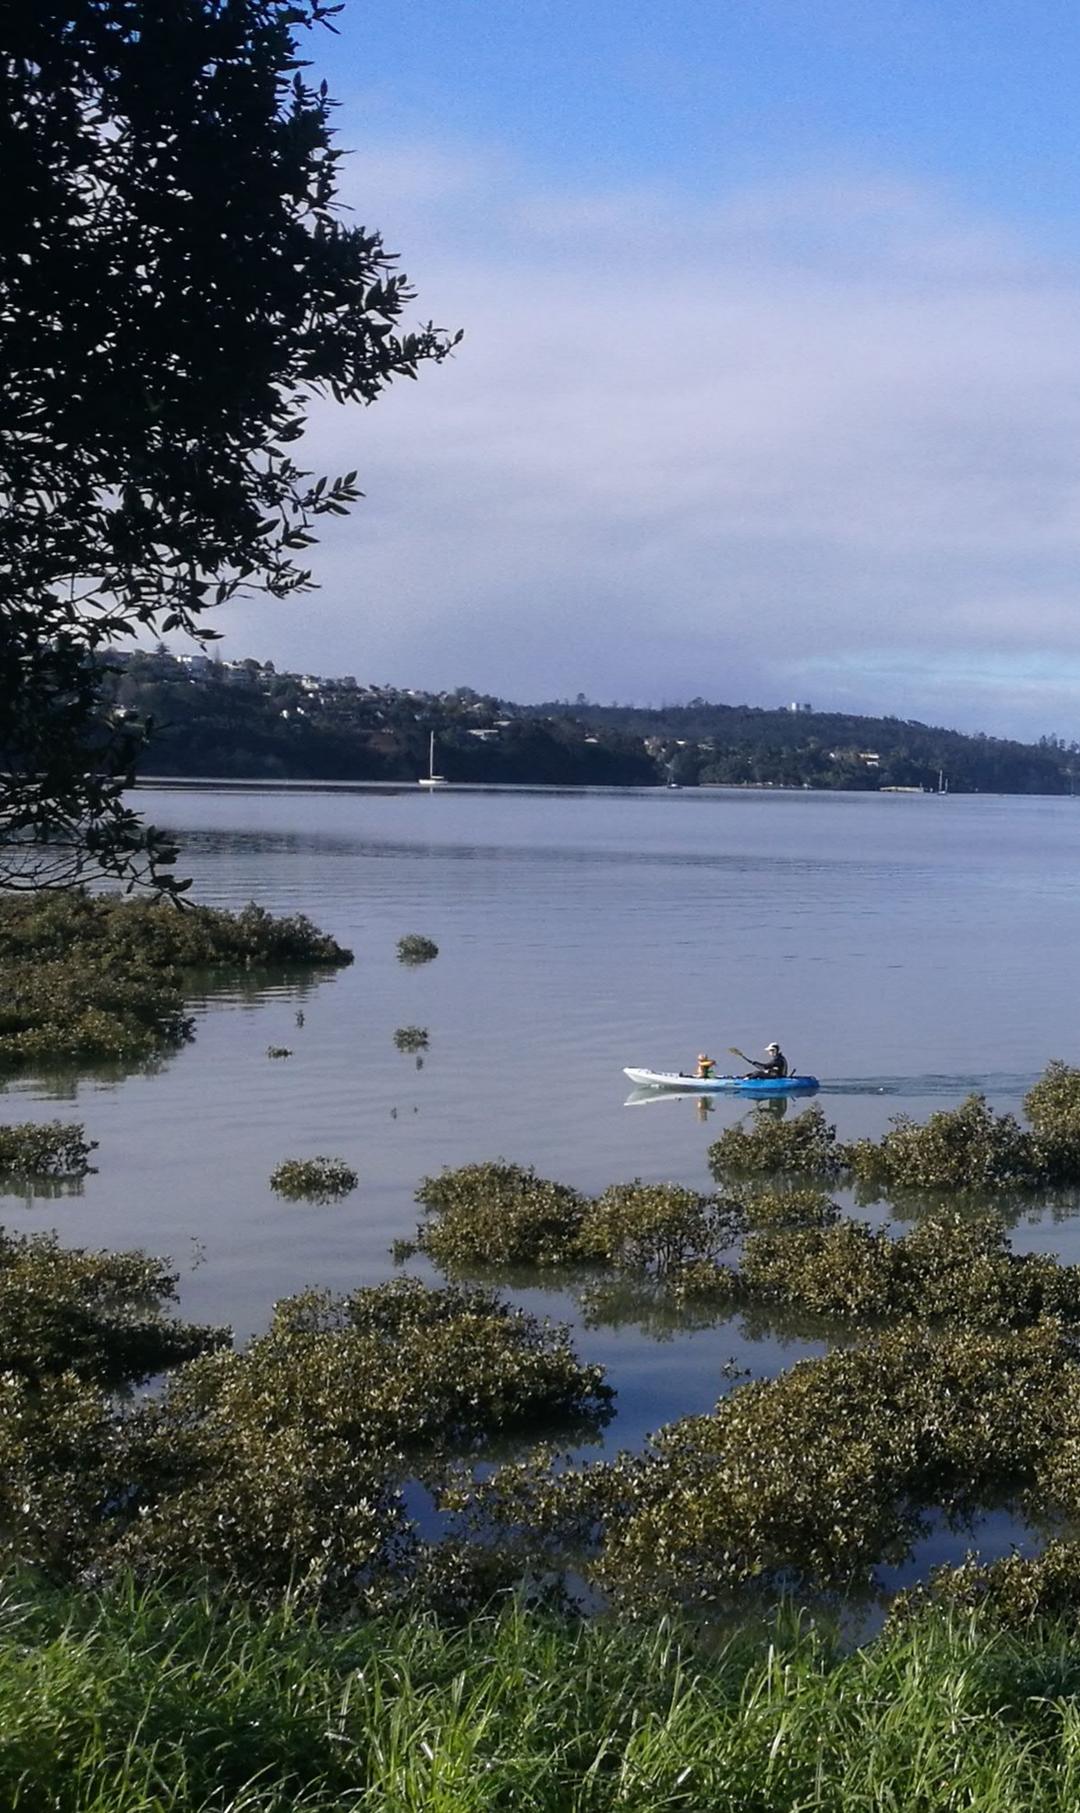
[{"x1": 418, "y1": 730, "x2": 448, "y2": 789}]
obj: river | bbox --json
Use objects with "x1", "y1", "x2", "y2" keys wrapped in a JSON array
[{"x1": 6, "y1": 782, "x2": 1080, "y2": 1582}]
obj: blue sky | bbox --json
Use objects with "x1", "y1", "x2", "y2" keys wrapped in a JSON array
[{"x1": 219, "y1": 1, "x2": 1080, "y2": 737}]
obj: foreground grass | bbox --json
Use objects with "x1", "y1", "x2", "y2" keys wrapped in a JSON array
[{"x1": 4, "y1": 1581, "x2": 1080, "y2": 1811}]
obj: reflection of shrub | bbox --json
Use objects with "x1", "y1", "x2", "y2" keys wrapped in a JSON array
[
  {"x1": 417, "y1": 1162, "x2": 587, "y2": 1266},
  {"x1": 394, "y1": 1026, "x2": 429, "y2": 1052},
  {"x1": 270, "y1": 1158, "x2": 358, "y2": 1201},
  {"x1": 0, "y1": 1120, "x2": 96, "y2": 1177},
  {"x1": 708, "y1": 1106, "x2": 844, "y2": 1182},
  {"x1": 397, "y1": 934, "x2": 439, "y2": 964}
]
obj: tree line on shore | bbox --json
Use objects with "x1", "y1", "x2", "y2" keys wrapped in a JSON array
[{"x1": 103, "y1": 651, "x2": 1080, "y2": 794}]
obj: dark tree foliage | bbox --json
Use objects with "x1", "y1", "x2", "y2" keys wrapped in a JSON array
[{"x1": 0, "y1": 0, "x2": 458, "y2": 889}]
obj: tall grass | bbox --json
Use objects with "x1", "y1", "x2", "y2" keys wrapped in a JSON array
[{"x1": 3, "y1": 1579, "x2": 1080, "y2": 1810}]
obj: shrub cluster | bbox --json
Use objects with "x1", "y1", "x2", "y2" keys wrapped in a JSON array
[
  {"x1": 707, "y1": 1106, "x2": 844, "y2": 1183},
  {"x1": 0, "y1": 892, "x2": 350, "y2": 971},
  {"x1": 467, "y1": 1321, "x2": 1077, "y2": 1604},
  {"x1": 706, "y1": 1068, "x2": 1080, "y2": 1198},
  {"x1": 397, "y1": 933, "x2": 439, "y2": 964},
  {"x1": 738, "y1": 1210, "x2": 1080, "y2": 1326},
  {"x1": 0, "y1": 1227, "x2": 226, "y2": 1386},
  {"x1": 0, "y1": 1120, "x2": 96, "y2": 1178},
  {"x1": 0, "y1": 891, "x2": 351, "y2": 1068},
  {"x1": 269, "y1": 1157, "x2": 358, "y2": 1200},
  {"x1": 417, "y1": 1162, "x2": 589, "y2": 1267},
  {"x1": 741, "y1": 1185, "x2": 840, "y2": 1228},
  {"x1": 844, "y1": 1095, "x2": 1040, "y2": 1194},
  {"x1": 0, "y1": 1256, "x2": 611, "y2": 1602},
  {"x1": 415, "y1": 1164, "x2": 742, "y2": 1287},
  {"x1": 896, "y1": 1541, "x2": 1080, "y2": 1627},
  {"x1": 394, "y1": 1025, "x2": 429, "y2": 1052}
]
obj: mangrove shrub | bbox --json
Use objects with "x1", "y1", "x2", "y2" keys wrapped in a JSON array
[
  {"x1": 708, "y1": 1106, "x2": 844, "y2": 1183},
  {"x1": 417, "y1": 1162, "x2": 588, "y2": 1267},
  {"x1": 0, "y1": 1120, "x2": 96, "y2": 1178},
  {"x1": 270, "y1": 1157, "x2": 358, "y2": 1201},
  {"x1": 397, "y1": 934, "x2": 439, "y2": 964}
]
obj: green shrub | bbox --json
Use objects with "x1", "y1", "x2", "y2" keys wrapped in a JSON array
[
  {"x1": 0, "y1": 951, "x2": 193, "y2": 1065},
  {"x1": 269, "y1": 1157, "x2": 358, "y2": 1200},
  {"x1": 0, "y1": 892, "x2": 351, "y2": 1069},
  {"x1": 577, "y1": 1182, "x2": 742, "y2": 1274},
  {"x1": 0, "y1": 1121, "x2": 96, "y2": 1178},
  {"x1": 0, "y1": 892, "x2": 350, "y2": 970},
  {"x1": 1025, "y1": 1060, "x2": 1080, "y2": 1182},
  {"x1": 844, "y1": 1094, "x2": 1040, "y2": 1193},
  {"x1": 417, "y1": 1161, "x2": 588, "y2": 1267},
  {"x1": 266, "y1": 1045, "x2": 292, "y2": 1059},
  {"x1": 708, "y1": 1106, "x2": 844, "y2": 1182},
  {"x1": 397, "y1": 933, "x2": 439, "y2": 964},
  {"x1": 1025, "y1": 1059, "x2": 1080, "y2": 1133},
  {"x1": 740, "y1": 1220, "x2": 898, "y2": 1318},
  {"x1": 470, "y1": 1321, "x2": 1075, "y2": 1605},
  {"x1": 0, "y1": 1227, "x2": 227, "y2": 1385},
  {"x1": 394, "y1": 1025, "x2": 429, "y2": 1052},
  {"x1": 737, "y1": 1211, "x2": 1080, "y2": 1327},
  {"x1": 111, "y1": 1280, "x2": 611, "y2": 1598},
  {"x1": 741, "y1": 1185, "x2": 840, "y2": 1228},
  {"x1": 896, "y1": 1540, "x2": 1080, "y2": 1626}
]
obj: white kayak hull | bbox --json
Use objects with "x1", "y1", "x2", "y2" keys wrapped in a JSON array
[{"x1": 623, "y1": 1067, "x2": 820, "y2": 1095}]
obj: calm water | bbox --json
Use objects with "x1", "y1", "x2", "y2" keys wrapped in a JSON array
[{"x1": 6, "y1": 783, "x2": 1080, "y2": 1576}]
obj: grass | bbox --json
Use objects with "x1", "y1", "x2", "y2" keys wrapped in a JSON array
[{"x1": 4, "y1": 1579, "x2": 1080, "y2": 1811}]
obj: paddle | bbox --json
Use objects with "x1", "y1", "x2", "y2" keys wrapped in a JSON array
[{"x1": 729, "y1": 1045, "x2": 796, "y2": 1076}]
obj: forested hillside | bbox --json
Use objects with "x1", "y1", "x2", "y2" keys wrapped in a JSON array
[{"x1": 103, "y1": 652, "x2": 1078, "y2": 794}]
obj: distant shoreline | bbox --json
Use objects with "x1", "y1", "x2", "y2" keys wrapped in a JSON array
[{"x1": 132, "y1": 775, "x2": 1055, "y2": 801}]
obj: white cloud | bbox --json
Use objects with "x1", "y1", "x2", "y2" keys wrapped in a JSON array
[{"x1": 220, "y1": 145, "x2": 1080, "y2": 736}]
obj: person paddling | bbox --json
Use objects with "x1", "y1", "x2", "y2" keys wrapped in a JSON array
[{"x1": 749, "y1": 1041, "x2": 788, "y2": 1079}]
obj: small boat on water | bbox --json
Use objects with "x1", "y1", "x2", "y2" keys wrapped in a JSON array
[
  {"x1": 418, "y1": 731, "x2": 448, "y2": 789},
  {"x1": 624, "y1": 1067, "x2": 820, "y2": 1096}
]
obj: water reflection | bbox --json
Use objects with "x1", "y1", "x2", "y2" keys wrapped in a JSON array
[{"x1": 0, "y1": 1173, "x2": 88, "y2": 1207}]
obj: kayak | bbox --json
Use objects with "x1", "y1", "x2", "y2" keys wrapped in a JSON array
[{"x1": 623, "y1": 1068, "x2": 820, "y2": 1095}]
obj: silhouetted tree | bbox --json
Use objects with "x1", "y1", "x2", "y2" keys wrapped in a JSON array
[{"x1": 1, "y1": 0, "x2": 458, "y2": 889}]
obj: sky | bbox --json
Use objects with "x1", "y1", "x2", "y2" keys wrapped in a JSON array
[{"x1": 219, "y1": 1, "x2": 1080, "y2": 738}]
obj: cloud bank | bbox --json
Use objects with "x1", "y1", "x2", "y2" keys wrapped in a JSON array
[{"x1": 222, "y1": 143, "x2": 1080, "y2": 737}]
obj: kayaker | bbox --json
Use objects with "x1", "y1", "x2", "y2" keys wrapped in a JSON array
[
  {"x1": 695, "y1": 1053, "x2": 716, "y2": 1079},
  {"x1": 749, "y1": 1042, "x2": 788, "y2": 1079}
]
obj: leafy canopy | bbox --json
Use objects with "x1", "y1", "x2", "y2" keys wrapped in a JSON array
[{"x1": 1, "y1": 1, "x2": 458, "y2": 889}]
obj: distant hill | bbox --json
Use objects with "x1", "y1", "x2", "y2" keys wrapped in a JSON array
[{"x1": 101, "y1": 652, "x2": 1078, "y2": 795}]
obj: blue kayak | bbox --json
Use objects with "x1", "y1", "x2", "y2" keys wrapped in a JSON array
[{"x1": 624, "y1": 1067, "x2": 820, "y2": 1095}]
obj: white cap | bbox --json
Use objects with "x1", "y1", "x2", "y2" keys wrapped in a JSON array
[{"x1": 766, "y1": 1042, "x2": 779, "y2": 1052}]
